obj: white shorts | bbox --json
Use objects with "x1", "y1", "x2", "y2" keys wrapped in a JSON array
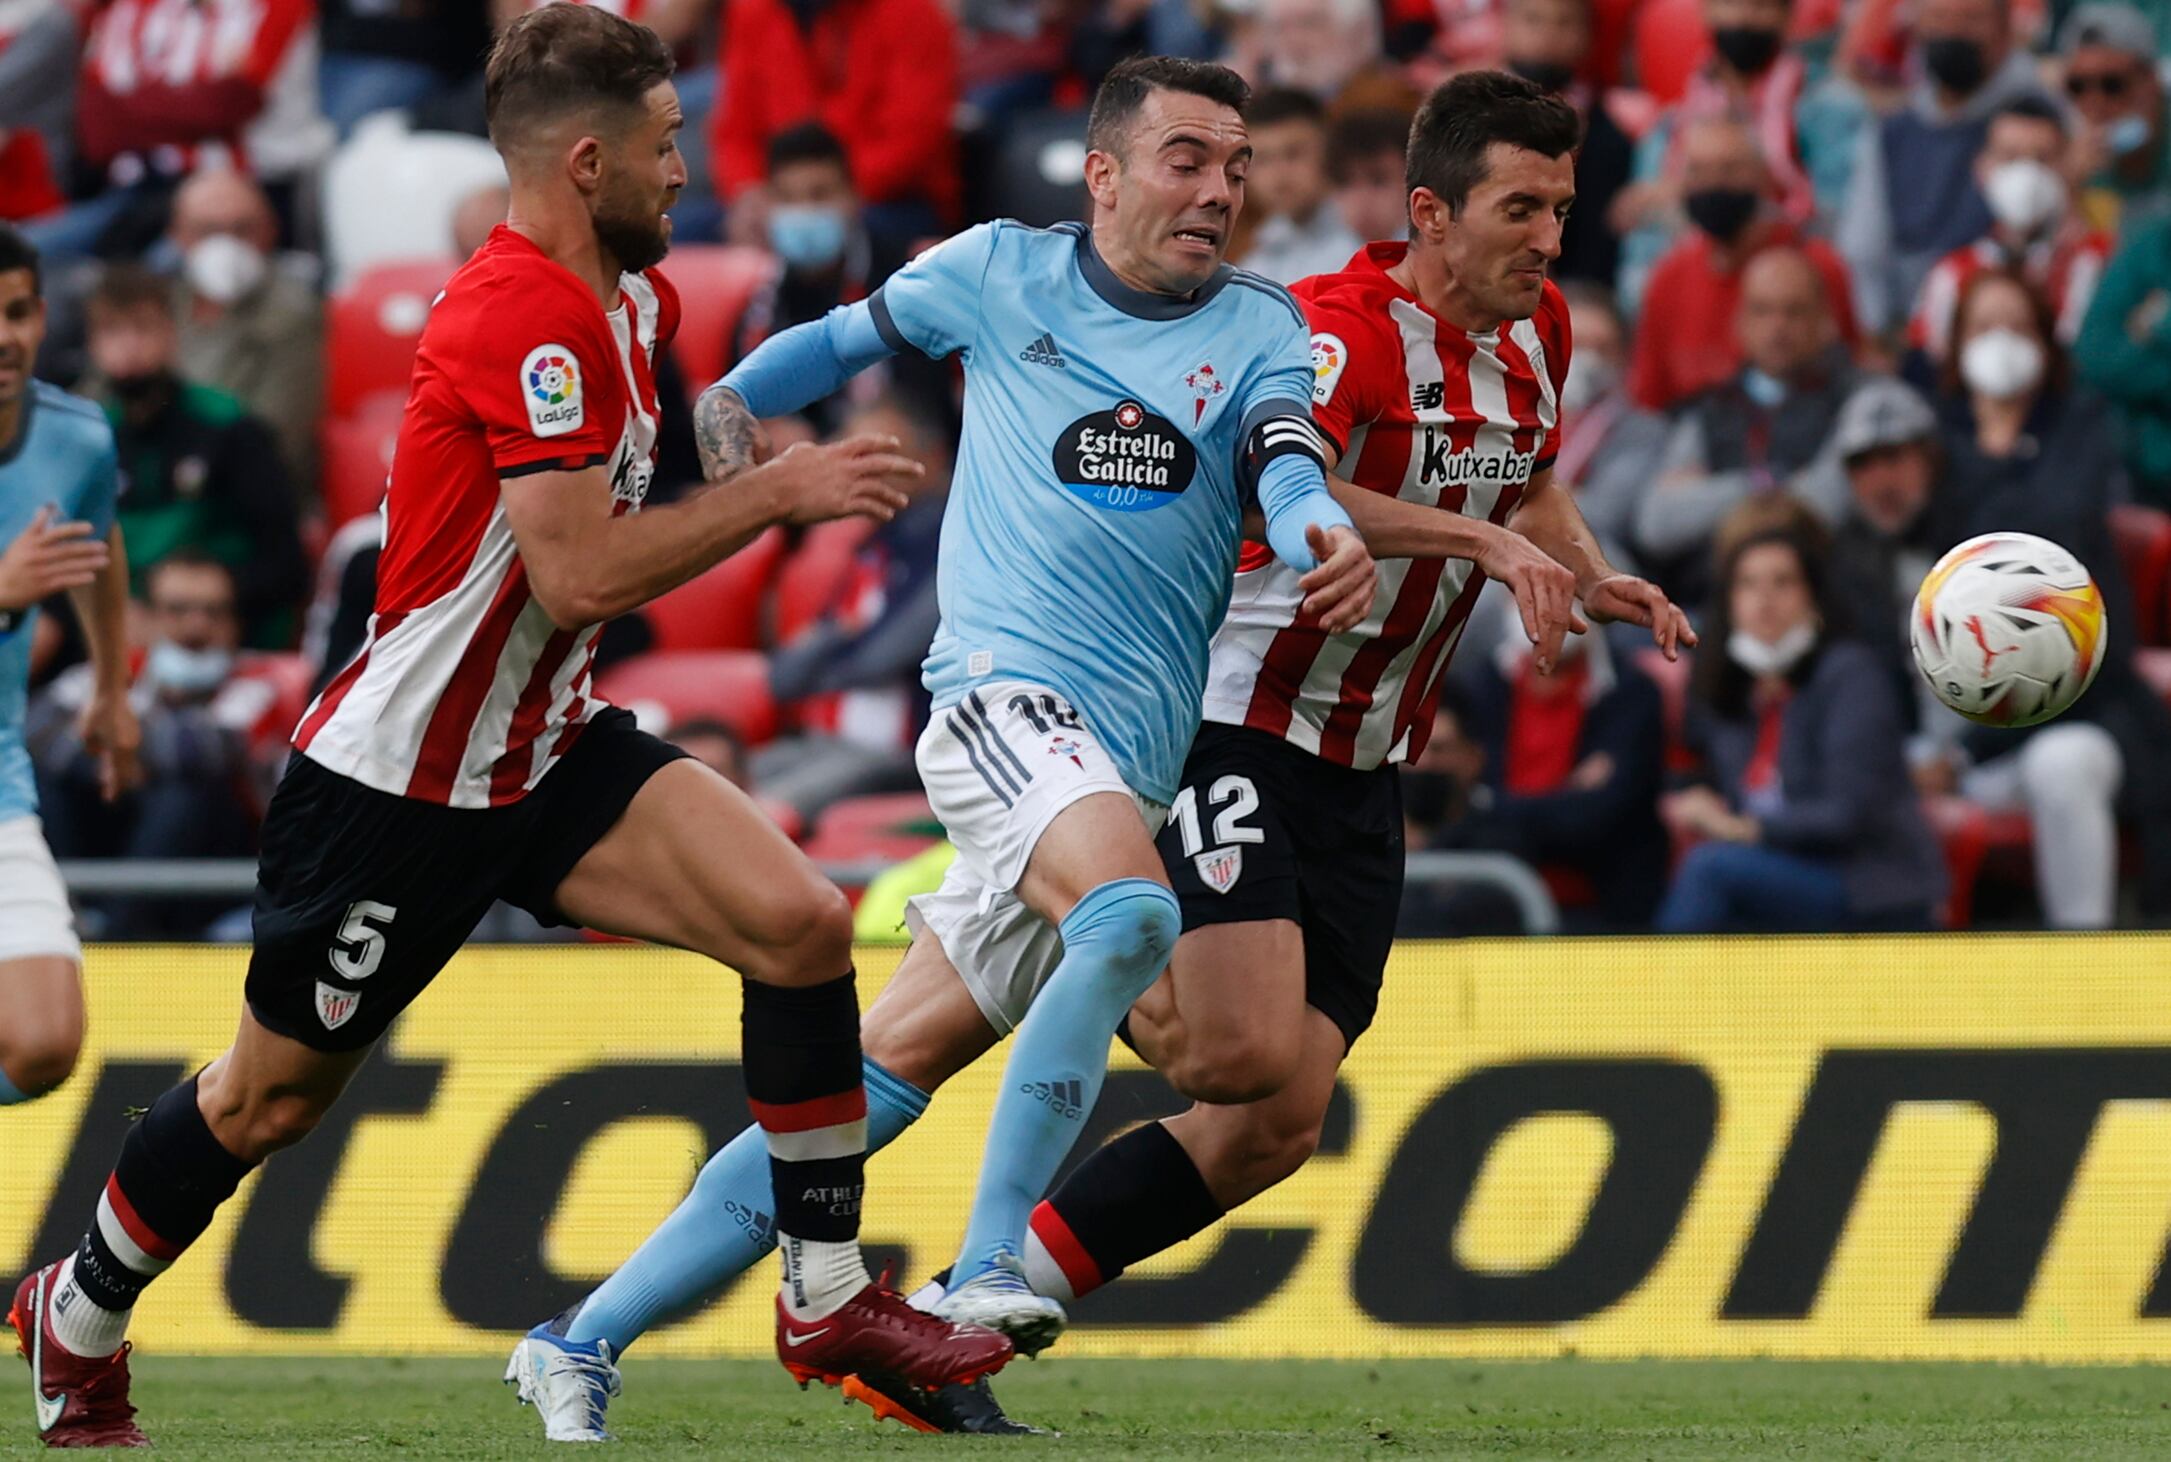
[
  {"x1": 0, "y1": 816, "x2": 81, "y2": 964},
  {"x1": 906, "y1": 682, "x2": 1164, "y2": 1033}
]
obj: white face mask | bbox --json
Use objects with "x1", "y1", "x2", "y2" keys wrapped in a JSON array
[
  {"x1": 146, "y1": 639, "x2": 233, "y2": 697},
  {"x1": 1727, "y1": 621, "x2": 1817, "y2": 676},
  {"x1": 1960, "y1": 327, "x2": 2046, "y2": 399},
  {"x1": 1559, "y1": 356, "x2": 1616, "y2": 414},
  {"x1": 183, "y1": 233, "x2": 268, "y2": 306},
  {"x1": 1982, "y1": 158, "x2": 2066, "y2": 235}
]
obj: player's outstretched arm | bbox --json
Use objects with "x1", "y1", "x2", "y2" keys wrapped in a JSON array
[
  {"x1": 64, "y1": 523, "x2": 140, "y2": 801},
  {"x1": 1510, "y1": 469, "x2": 1696, "y2": 661},
  {"x1": 501, "y1": 437, "x2": 923, "y2": 630},
  {"x1": 699, "y1": 301, "x2": 901, "y2": 481}
]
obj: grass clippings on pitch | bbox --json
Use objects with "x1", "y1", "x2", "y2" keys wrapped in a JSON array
[{"x1": 1, "y1": 1356, "x2": 2169, "y2": 1458}]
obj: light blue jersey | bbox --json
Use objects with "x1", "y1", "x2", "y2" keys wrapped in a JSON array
[
  {"x1": 725, "y1": 220, "x2": 1348, "y2": 802},
  {"x1": 0, "y1": 381, "x2": 121, "y2": 823}
]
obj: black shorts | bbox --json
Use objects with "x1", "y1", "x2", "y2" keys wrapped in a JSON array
[
  {"x1": 245, "y1": 707, "x2": 688, "y2": 1052},
  {"x1": 1158, "y1": 723, "x2": 1403, "y2": 1050}
]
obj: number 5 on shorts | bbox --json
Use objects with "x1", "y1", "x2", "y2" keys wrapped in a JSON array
[{"x1": 329, "y1": 900, "x2": 397, "y2": 980}]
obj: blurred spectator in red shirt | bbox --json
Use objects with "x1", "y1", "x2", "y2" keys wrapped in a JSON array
[
  {"x1": 1326, "y1": 107, "x2": 1413, "y2": 246},
  {"x1": 1908, "y1": 97, "x2": 2111, "y2": 363},
  {"x1": 1627, "y1": 115, "x2": 1857, "y2": 412},
  {"x1": 0, "y1": 0, "x2": 75, "y2": 223},
  {"x1": 716, "y1": 0, "x2": 960, "y2": 241}
]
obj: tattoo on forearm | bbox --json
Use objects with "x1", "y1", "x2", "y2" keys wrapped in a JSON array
[{"x1": 694, "y1": 385, "x2": 758, "y2": 481}]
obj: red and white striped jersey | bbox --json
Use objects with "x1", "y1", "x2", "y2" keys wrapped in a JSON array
[
  {"x1": 1202, "y1": 243, "x2": 1568, "y2": 769},
  {"x1": 296, "y1": 225, "x2": 679, "y2": 808},
  {"x1": 1907, "y1": 229, "x2": 2111, "y2": 360}
]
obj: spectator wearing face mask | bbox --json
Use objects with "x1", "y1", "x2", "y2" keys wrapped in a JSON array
[
  {"x1": 84, "y1": 265, "x2": 307, "y2": 649},
  {"x1": 728, "y1": 124, "x2": 945, "y2": 439},
  {"x1": 2077, "y1": 213, "x2": 2171, "y2": 505},
  {"x1": 164, "y1": 168, "x2": 323, "y2": 495},
  {"x1": 1235, "y1": 89, "x2": 1362, "y2": 285},
  {"x1": 1658, "y1": 504, "x2": 1945, "y2": 933},
  {"x1": 1549, "y1": 282, "x2": 1665, "y2": 564},
  {"x1": 1500, "y1": 0, "x2": 1634, "y2": 286},
  {"x1": 1836, "y1": 0, "x2": 2050, "y2": 337},
  {"x1": 1626, "y1": 116, "x2": 1857, "y2": 413},
  {"x1": 1635, "y1": 247, "x2": 1857, "y2": 602},
  {"x1": 1907, "y1": 97, "x2": 2110, "y2": 365},
  {"x1": 26, "y1": 552, "x2": 258, "y2": 935},
  {"x1": 2060, "y1": 4, "x2": 2171, "y2": 236},
  {"x1": 1325, "y1": 107, "x2": 1415, "y2": 247},
  {"x1": 1925, "y1": 267, "x2": 2171, "y2": 924},
  {"x1": 1438, "y1": 616, "x2": 1669, "y2": 931},
  {"x1": 1823, "y1": 378, "x2": 1945, "y2": 730}
]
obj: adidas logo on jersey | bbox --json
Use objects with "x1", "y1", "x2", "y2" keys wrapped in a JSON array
[
  {"x1": 1019, "y1": 333, "x2": 1067, "y2": 368},
  {"x1": 1021, "y1": 1078, "x2": 1085, "y2": 1119}
]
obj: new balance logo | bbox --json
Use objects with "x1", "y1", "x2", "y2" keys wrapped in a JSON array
[
  {"x1": 1020, "y1": 1078, "x2": 1085, "y2": 1120},
  {"x1": 1019, "y1": 333, "x2": 1067, "y2": 368}
]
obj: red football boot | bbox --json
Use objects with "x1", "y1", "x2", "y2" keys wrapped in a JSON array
[
  {"x1": 9, "y1": 1263, "x2": 148, "y2": 1449},
  {"x1": 776, "y1": 1285, "x2": 1013, "y2": 1397}
]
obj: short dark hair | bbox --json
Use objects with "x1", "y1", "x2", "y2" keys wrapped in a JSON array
[
  {"x1": 767, "y1": 121, "x2": 850, "y2": 179},
  {"x1": 1992, "y1": 94, "x2": 2067, "y2": 135},
  {"x1": 87, "y1": 263, "x2": 171, "y2": 320},
  {"x1": 1326, "y1": 106, "x2": 1413, "y2": 182},
  {"x1": 1248, "y1": 86, "x2": 1327, "y2": 132},
  {"x1": 484, "y1": 3, "x2": 675, "y2": 154},
  {"x1": 1406, "y1": 70, "x2": 1581, "y2": 217},
  {"x1": 0, "y1": 222, "x2": 38, "y2": 297},
  {"x1": 1086, "y1": 56, "x2": 1251, "y2": 157}
]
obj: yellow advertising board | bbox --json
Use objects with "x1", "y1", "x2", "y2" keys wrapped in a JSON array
[{"x1": 8, "y1": 936, "x2": 2171, "y2": 1360}]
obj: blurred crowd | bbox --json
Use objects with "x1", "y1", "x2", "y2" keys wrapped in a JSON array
[{"x1": 9, "y1": 0, "x2": 2171, "y2": 934}]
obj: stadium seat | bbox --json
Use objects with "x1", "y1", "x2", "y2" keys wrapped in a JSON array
[
  {"x1": 966, "y1": 106, "x2": 1089, "y2": 228},
  {"x1": 655, "y1": 244, "x2": 774, "y2": 401},
  {"x1": 642, "y1": 527, "x2": 787, "y2": 651},
  {"x1": 326, "y1": 260, "x2": 458, "y2": 417},
  {"x1": 1922, "y1": 793, "x2": 2032, "y2": 929},
  {"x1": 1632, "y1": 0, "x2": 1710, "y2": 105},
  {"x1": 320, "y1": 116, "x2": 505, "y2": 286},
  {"x1": 2135, "y1": 646, "x2": 2171, "y2": 708},
  {"x1": 2109, "y1": 504, "x2": 2171, "y2": 646},
  {"x1": 774, "y1": 519, "x2": 876, "y2": 643},
  {"x1": 318, "y1": 392, "x2": 405, "y2": 527},
  {"x1": 801, "y1": 795, "x2": 943, "y2": 864},
  {"x1": 593, "y1": 650, "x2": 779, "y2": 743}
]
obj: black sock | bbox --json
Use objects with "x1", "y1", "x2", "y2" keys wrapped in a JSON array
[
  {"x1": 74, "y1": 1076, "x2": 253, "y2": 1311},
  {"x1": 1031, "y1": 1120, "x2": 1223, "y2": 1298},
  {"x1": 740, "y1": 971, "x2": 865, "y2": 1243}
]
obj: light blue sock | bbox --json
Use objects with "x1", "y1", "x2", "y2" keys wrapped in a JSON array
[
  {"x1": 0, "y1": 1066, "x2": 27, "y2": 1105},
  {"x1": 951, "y1": 877, "x2": 1180, "y2": 1281},
  {"x1": 566, "y1": 1056, "x2": 929, "y2": 1354}
]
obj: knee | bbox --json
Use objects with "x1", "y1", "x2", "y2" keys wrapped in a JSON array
[
  {"x1": 1, "y1": 1017, "x2": 82, "y2": 1101},
  {"x1": 1068, "y1": 880, "x2": 1181, "y2": 986},
  {"x1": 1166, "y1": 1026, "x2": 1305, "y2": 1107},
  {"x1": 732, "y1": 878, "x2": 855, "y2": 986},
  {"x1": 2020, "y1": 724, "x2": 2122, "y2": 805},
  {"x1": 196, "y1": 1074, "x2": 332, "y2": 1161}
]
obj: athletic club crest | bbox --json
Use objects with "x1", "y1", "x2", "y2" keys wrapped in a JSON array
[
  {"x1": 315, "y1": 981, "x2": 361, "y2": 1032},
  {"x1": 1048, "y1": 736, "x2": 1084, "y2": 770},
  {"x1": 1185, "y1": 362, "x2": 1225, "y2": 424},
  {"x1": 1193, "y1": 846, "x2": 1243, "y2": 895}
]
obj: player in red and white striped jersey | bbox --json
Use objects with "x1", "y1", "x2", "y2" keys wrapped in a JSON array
[{"x1": 7, "y1": 9, "x2": 1006, "y2": 1449}]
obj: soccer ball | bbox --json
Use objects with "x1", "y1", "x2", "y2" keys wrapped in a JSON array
[{"x1": 1910, "y1": 531, "x2": 2107, "y2": 727}]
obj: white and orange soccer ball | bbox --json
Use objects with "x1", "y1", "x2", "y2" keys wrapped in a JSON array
[{"x1": 1910, "y1": 532, "x2": 2108, "y2": 727}]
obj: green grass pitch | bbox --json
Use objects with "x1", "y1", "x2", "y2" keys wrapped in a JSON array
[{"x1": 2, "y1": 1357, "x2": 2170, "y2": 1458}]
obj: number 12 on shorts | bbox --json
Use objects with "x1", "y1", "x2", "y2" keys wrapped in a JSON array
[
  {"x1": 1168, "y1": 775, "x2": 1264, "y2": 857},
  {"x1": 329, "y1": 900, "x2": 398, "y2": 981}
]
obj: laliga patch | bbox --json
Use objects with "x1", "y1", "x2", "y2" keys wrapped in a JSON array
[
  {"x1": 316, "y1": 981, "x2": 361, "y2": 1032},
  {"x1": 1310, "y1": 333, "x2": 1348, "y2": 405},
  {"x1": 521, "y1": 344, "x2": 585, "y2": 438},
  {"x1": 1194, "y1": 846, "x2": 1243, "y2": 895}
]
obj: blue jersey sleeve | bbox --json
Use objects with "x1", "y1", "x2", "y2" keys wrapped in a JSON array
[
  {"x1": 721, "y1": 302, "x2": 894, "y2": 419},
  {"x1": 867, "y1": 223, "x2": 1000, "y2": 361},
  {"x1": 1236, "y1": 305, "x2": 1348, "y2": 572}
]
